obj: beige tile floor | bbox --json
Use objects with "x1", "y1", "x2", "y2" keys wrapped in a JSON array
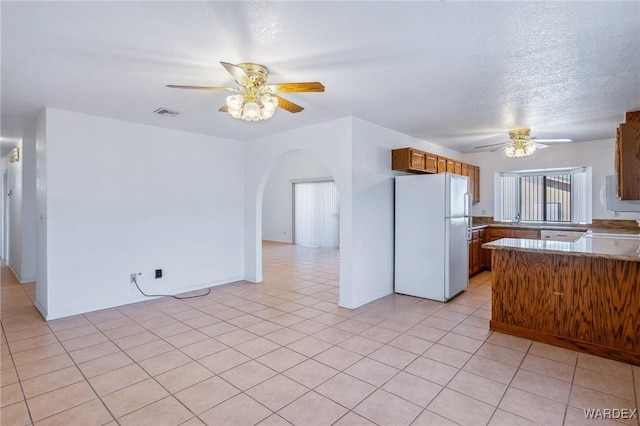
[{"x1": 1, "y1": 241, "x2": 639, "y2": 426}]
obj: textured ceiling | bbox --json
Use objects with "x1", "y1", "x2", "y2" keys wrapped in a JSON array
[{"x1": 1, "y1": 1, "x2": 639, "y2": 153}]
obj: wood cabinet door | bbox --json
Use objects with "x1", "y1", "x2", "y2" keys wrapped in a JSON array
[
  {"x1": 478, "y1": 229, "x2": 486, "y2": 269},
  {"x1": 446, "y1": 159, "x2": 455, "y2": 173},
  {"x1": 425, "y1": 153, "x2": 438, "y2": 173},
  {"x1": 409, "y1": 149, "x2": 427, "y2": 172},
  {"x1": 437, "y1": 157, "x2": 447, "y2": 173},
  {"x1": 468, "y1": 166, "x2": 476, "y2": 199},
  {"x1": 461, "y1": 163, "x2": 469, "y2": 177},
  {"x1": 454, "y1": 161, "x2": 462, "y2": 175},
  {"x1": 482, "y1": 245, "x2": 492, "y2": 270},
  {"x1": 618, "y1": 122, "x2": 640, "y2": 200},
  {"x1": 472, "y1": 238, "x2": 482, "y2": 274},
  {"x1": 491, "y1": 251, "x2": 559, "y2": 334},
  {"x1": 615, "y1": 127, "x2": 621, "y2": 198},
  {"x1": 468, "y1": 240, "x2": 473, "y2": 276},
  {"x1": 472, "y1": 166, "x2": 480, "y2": 202}
]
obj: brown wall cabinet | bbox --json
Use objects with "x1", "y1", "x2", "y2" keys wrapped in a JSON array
[
  {"x1": 392, "y1": 147, "x2": 481, "y2": 202},
  {"x1": 616, "y1": 111, "x2": 640, "y2": 200},
  {"x1": 391, "y1": 148, "x2": 429, "y2": 174}
]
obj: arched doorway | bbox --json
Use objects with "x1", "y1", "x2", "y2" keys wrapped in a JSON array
[
  {"x1": 242, "y1": 118, "x2": 355, "y2": 309},
  {"x1": 260, "y1": 150, "x2": 341, "y2": 307}
]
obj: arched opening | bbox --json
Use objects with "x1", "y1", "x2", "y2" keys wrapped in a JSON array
[{"x1": 259, "y1": 150, "x2": 342, "y2": 309}]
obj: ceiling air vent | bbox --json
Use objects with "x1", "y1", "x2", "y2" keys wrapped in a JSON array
[{"x1": 153, "y1": 107, "x2": 181, "y2": 116}]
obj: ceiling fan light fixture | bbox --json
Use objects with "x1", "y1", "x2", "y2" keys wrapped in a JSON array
[
  {"x1": 226, "y1": 94, "x2": 243, "y2": 110},
  {"x1": 241, "y1": 102, "x2": 262, "y2": 121},
  {"x1": 504, "y1": 140, "x2": 536, "y2": 158},
  {"x1": 226, "y1": 92, "x2": 278, "y2": 122},
  {"x1": 524, "y1": 143, "x2": 536, "y2": 156},
  {"x1": 262, "y1": 93, "x2": 278, "y2": 112}
]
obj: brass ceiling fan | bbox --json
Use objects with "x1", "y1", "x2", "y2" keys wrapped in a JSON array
[
  {"x1": 167, "y1": 61, "x2": 325, "y2": 121},
  {"x1": 474, "y1": 128, "x2": 572, "y2": 157}
]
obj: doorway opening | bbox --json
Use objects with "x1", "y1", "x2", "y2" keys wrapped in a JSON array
[{"x1": 260, "y1": 150, "x2": 341, "y2": 307}]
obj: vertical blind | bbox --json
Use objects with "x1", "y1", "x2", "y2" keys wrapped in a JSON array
[
  {"x1": 494, "y1": 167, "x2": 592, "y2": 224},
  {"x1": 294, "y1": 180, "x2": 339, "y2": 248}
]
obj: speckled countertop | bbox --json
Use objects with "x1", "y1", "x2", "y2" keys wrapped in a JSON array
[{"x1": 483, "y1": 234, "x2": 640, "y2": 262}]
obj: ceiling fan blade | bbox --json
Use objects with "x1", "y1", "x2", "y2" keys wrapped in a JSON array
[
  {"x1": 531, "y1": 138, "x2": 572, "y2": 143},
  {"x1": 218, "y1": 104, "x2": 228, "y2": 112},
  {"x1": 275, "y1": 95, "x2": 304, "y2": 113},
  {"x1": 534, "y1": 143, "x2": 550, "y2": 149},
  {"x1": 490, "y1": 145, "x2": 508, "y2": 152},
  {"x1": 266, "y1": 82, "x2": 325, "y2": 93},
  {"x1": 474, "y1": 141, "x2": 509, "y2": 149},
  {"x1": 220, "y1": 61, "x2": 250, "y2": 85},
  {"x1": 166, "y1": 84, "x2": 235, "y2": 91}
]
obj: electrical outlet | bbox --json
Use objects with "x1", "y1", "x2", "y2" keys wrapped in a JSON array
[
  {"x1": 130, "y1": 273, "x2": 138, "y2": 283},
  {"x1": 482, "y1": 209, "x2": 487, "y2": 215},
  {"x1": 155, "y1": 269, "x2": 162, "y2": 279},
  {"x1": 614, "y1": 211, "x2": 620, "y2": 217}
]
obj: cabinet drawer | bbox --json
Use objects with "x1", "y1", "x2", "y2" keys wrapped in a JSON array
[
  {"x1": 513, "y1": 230, "x2": 539, "y2": 239},
  {"x1": 489, "y1": 228, "x2": 513, "y2": 239}
]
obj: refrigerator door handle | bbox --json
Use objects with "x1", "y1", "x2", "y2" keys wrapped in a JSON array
[
  {"x1": 464, "y1": 192, "x2": 471, "y2": 217},
  {"x1": 464, "y1": 192, "x2": 472, "y2": 241}
]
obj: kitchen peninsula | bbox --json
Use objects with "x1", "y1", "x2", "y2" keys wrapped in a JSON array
[{"x1": 483, "y1": 234, "x2": 640, "y2": 365}]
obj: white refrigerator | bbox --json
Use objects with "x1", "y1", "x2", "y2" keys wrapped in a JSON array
[{"x1": 394, "y1": 173, "x2": 471, "y2": 301}]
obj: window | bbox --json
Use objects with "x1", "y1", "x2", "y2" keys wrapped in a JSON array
[{"x1": 494, "y1": 167, "x2": 592, "y2": 224}]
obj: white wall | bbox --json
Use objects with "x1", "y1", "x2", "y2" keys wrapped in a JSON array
[
  {"x1": 21, "y1": 123, "x2": 37, "y2": 282},
  {"x1": 262, "y1": 151, "x2": 331, "y2": 243},
  {"x1": 463, "y1": 139, "x2": 639, "y2": 221},
  {"x1": 36, "y1": 112, "x2": 48, "y2": 314},
  {"x1": 36, "y1": 108, "x2": 245, "y2": 319},
  {"x1": 350, "y1": 118, "x2": 463, "y2": 307}
]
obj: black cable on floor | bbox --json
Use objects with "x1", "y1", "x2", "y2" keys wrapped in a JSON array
[{"x1": 132, "y1": 275, "x2": 211, "y2": 299}]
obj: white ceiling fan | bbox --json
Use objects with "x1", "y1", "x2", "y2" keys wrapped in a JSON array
[{"x1": 474, "y1": 128, "x2": 572, "y2": 157}]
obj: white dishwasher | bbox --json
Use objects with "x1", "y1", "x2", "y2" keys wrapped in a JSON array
[{"x1": 540, "y1": 230, "x2": 586, "y2": 242}]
